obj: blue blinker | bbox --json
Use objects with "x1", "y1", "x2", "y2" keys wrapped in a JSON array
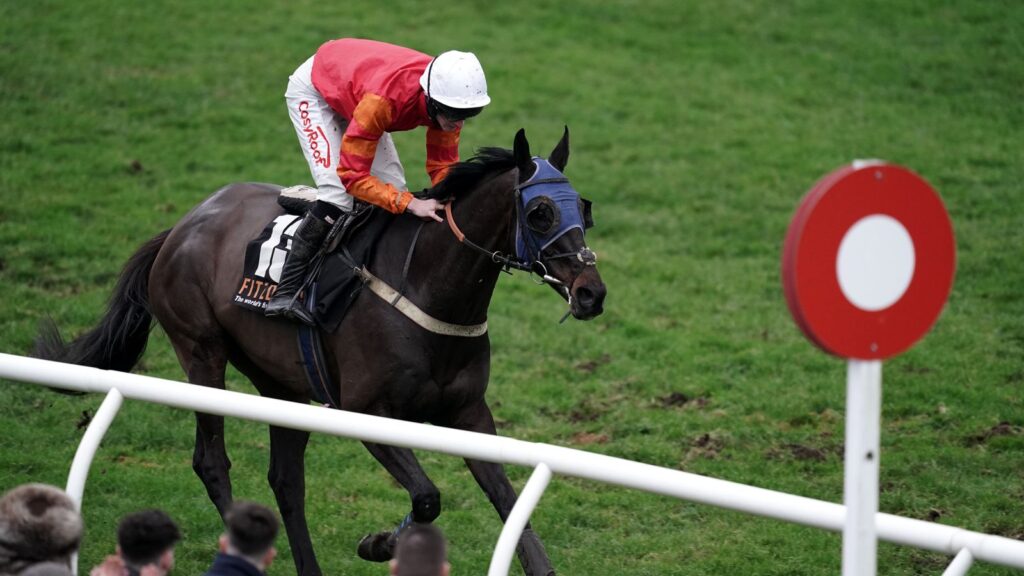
[{"x1": 515, "y1": 158, "x2": 586, "y2": 263}]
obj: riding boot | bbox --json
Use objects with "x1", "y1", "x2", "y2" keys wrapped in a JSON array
[{"x1": 264, "y1": 209, "x2": 334, "y2": 325}]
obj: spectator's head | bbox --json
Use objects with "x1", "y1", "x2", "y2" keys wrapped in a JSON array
[
  {"x1": 219, "y1": 501, "x2": 278, "y2": 570},
  {"x1": 116, "y1": 509, "x2": 180, "y2": 575},
  {"x1": 389, "y1": 523, "x2": 449, "y2": 576},
  {"x1": 0, "y1": 483, "x2": 82, "y2": 574}
]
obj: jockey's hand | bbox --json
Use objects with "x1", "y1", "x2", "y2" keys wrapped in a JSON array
[{"x1": 406, "y1": 197, "x2": 446, "y2": 222}]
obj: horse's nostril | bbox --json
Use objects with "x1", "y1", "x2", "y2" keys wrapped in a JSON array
[
  {"x1": 576, "y1": 286, "x2": 595, "y2": 307},
  {"x1": 588, "y1": 284, "x2": 607, "y2": 312}
]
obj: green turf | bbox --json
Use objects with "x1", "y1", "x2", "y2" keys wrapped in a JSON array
[{"x1": 1, "y1": 0, "x2": 1023, "y2": 574}]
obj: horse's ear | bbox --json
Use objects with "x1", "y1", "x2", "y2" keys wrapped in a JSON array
[
  {"x1": 513, "y1": 128, "x2": 532, "y2": 181},
  {"x1": 548, "y1": 125, "x2": 570, "y2": 172}
]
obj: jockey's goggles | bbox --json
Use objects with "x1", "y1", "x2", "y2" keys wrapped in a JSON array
[{"x1": 429, "y1": 99, "x2": 483, "y2": 122}]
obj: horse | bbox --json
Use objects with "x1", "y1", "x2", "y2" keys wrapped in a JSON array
[{"x1": 34, "y1": 127, "x2": 606, "y2": 575}]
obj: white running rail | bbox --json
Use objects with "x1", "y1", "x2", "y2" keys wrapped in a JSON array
[{"x1": 1, "y1": 353, "x2": 1021, "y2": 575}]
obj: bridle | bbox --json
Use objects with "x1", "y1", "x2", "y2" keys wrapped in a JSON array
[
  {"x1": 442, "y1": 163, "x2": 597, "y2": 290},
  {"x1": 444, "y1": 201, "x2": 530, "y2": 272},
  {"x1": 374, "y1": 160, "x2": 597, "y2": 332}
]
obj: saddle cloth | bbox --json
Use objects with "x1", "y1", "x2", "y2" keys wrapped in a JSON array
[{"x1": 233, "y1": 186, "x2": 392, "y2": 332}]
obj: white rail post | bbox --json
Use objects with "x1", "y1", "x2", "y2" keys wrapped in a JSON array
[
  {"x1": 943, "y1": 548, "x2": 975, "y2": 576},
  {"x1": 488, "y1": 463, "x2": 552, "y2": 576},
  {"x1": 842, "y1": 360, "x2": 882, "y2": 576},
  {"x1": 66, "y1": 388, "x2": 124, "y2": 576}
]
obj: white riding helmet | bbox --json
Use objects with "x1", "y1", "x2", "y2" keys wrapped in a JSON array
[{"x1": 419, "y1": 50, "x2": 491, "y2": 109}]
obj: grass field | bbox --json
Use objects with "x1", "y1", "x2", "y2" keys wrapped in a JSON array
[{"x1": 2, "y1": 0, "x2": 1023, "y2": 574}]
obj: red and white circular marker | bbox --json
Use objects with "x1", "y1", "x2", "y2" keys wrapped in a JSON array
[{"x1": 782, "y1": 162, "x2": 956, "y2": 360}]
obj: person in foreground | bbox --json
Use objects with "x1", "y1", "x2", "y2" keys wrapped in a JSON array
[
  {"x1": 90, "y1": 510, "x2": 180, "y2": 576},
  {"x1": 267, "y1": 37, "x2": 491, "y2": 324},
  {"x1": 0, "y1": 483, "x2": 82, "y2": 575},
  {"x1": 202, "y1": 501, "x2": 279, "y2": 576},
  {"x1": 389, "y1": 523, "x2": 449, "y2": 576}
]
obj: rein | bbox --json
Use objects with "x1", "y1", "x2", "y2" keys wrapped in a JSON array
[
  {"x1": 444, "y1": 203, "x2": 531, "y2": 272},
  {"x1": 444, "y1": 201, "x2": 572, "y2": 291}
]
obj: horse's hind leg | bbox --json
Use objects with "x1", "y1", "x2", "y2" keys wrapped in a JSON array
[
  {"x1": 194, "y1": 412, "x2": 232, "y2": 515},
  {"x1": 357, "y1": 441, "x2": 440, "y2": 562},
  {"x1": 453, "y1": 400, "x2": 556, "y2": 576},
  {"x1": 167, "y1": 332, "x2": 234, "y2": 515},
  {"x1": 237, "y1": 362, "x2": 322, "y2": 576}
]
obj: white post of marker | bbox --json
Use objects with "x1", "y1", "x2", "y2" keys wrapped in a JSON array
[{"x1": 842, "y1": 359, "x2": 882, "y2": 576}]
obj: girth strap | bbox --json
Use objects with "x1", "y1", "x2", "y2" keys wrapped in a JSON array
[{"x1": 296, "y1": 284, "x2": 341, "y2": 409}]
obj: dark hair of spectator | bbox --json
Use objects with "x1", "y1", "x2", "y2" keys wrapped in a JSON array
[
  {"x1": 393, "y1": 523, "x2": 446, "y2": 576},
  {"x1": 225, "y1": 501, "x2": 279, "y2": 556},
  {"x1": 116, "y1": 509, "x2": 181, "y2": 566}
]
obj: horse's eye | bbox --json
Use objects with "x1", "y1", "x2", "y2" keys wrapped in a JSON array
[{"x1": 525, "y1": 197, "x2": 559, "y2": 235}]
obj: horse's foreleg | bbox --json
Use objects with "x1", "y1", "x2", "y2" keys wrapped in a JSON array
[
  {"x1": 268, "y1": 424, "x2": 320, "y2": 576},
  {"x1": 465, "y1": 455, "x2": 555, "y2": 576},
  {"x1": 454, "y1": 401, "x2": 556, "y2": 576},
  {"x1": 358, "y1": 441, "x2": 440, "y2": 562}
]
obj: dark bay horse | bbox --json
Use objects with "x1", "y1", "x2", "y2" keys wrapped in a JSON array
[{"x1": 35, "y1": 128, "x2": 605, "y2": 575}]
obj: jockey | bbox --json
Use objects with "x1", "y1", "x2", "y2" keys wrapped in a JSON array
[{"x1": 266, "y1": 38, "x2": 491, "y2": 324}]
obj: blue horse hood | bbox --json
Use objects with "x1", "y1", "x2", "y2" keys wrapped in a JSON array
[{"x1": 515, "y1": 158, "x2": 586, "y2": 262}]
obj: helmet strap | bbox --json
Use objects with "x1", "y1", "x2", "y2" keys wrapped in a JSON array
[
  {"x1": 426, "y1": 57, "x2": 434, "y2": 99},
  {"x1": 425, "y1": 56, "x2": 441, "y2": 125}
]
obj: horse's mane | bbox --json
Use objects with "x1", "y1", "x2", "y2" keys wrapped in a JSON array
[{"x1": 419, "y1": 147, "x2": 516, "y2": 200}]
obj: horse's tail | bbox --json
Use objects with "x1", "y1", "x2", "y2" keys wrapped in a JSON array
[{"x1": 33, "y1": 229, "x2": 172, "y2": 372}]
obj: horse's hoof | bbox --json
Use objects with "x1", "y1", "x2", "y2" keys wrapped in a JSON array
[{"x1": 357, "y1": 531, "x2": 395, "y2": 562}]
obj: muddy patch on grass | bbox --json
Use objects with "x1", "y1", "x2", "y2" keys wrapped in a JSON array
[
  {"x1": 766, "y1": 442, "x2": 833, "y2": 462},
  {"x1": 967, "y1": 421, "x2": 1022, "y2": 446},
  {"x1": 76, "y1": 410, "x2": 92, "y2": 430},
  {"x1": 112, "y1": 454, "x2": 163, "y2": 468},
  {"x1": 575, "y1": 353, "x2": 612, "y2": 373},
  {"x1": 681, "y1": 432, "x2": 727, "y2": 466},
  {"x1": 554, "y1": 394, "x2": 627, "y2": 424},
  {"x1": 568, "y1": 406, "x2": 602, "y2": 423},
  {"x1": 571, "y1": 432, "x2": 610, "y2": 445},
  {"x1": 656, "y1": 391, "x2": 710, "y2": 410}
]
